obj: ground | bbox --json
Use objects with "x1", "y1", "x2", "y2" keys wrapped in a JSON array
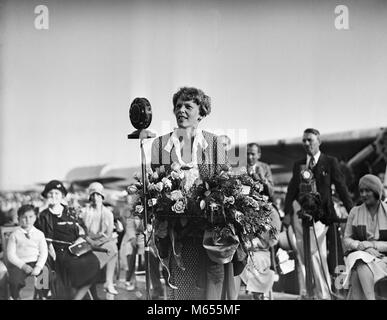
[{"x1": 18, "y1": 270, "x2": 299, "y2": 300}]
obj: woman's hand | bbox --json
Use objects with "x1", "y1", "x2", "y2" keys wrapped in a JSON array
[
  {"x1": 86, "y1": 237, "x2": 98, "y2": 247},
  {"x1": 365, "y1": 247, "x2": 383, "y2": 258}
]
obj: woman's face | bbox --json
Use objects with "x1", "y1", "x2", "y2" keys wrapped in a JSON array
[
  {"x1": 174, "y1": 99, "x2": 201, "y2": 129},
  {"x1": 90, "y1": 193, "x2": 103, "y2": 206},
  {"x1": 360, "y1": 187, "x2": 378, "y2": 206},
  {"x1": 46, "y1": 189, "x2": 63, "y2": 206}
]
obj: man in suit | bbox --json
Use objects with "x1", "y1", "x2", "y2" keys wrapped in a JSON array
[
  {"x1": 283, "y1": 128, "x2": 353, "y2": 299},
  {"x1": 247, "y1": 143, "x2": 275, "y2": 200}
]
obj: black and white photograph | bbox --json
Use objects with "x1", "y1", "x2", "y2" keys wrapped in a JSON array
[{"x1": 0, "y1": 0, "x2": 387, "y2": 306}]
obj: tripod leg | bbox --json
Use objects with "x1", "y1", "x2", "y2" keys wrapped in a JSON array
[{"x1": 302, "y1": 219, "x2": 314, "y2": 299}]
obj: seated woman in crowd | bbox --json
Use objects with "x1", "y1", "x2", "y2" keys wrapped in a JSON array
[
  {"x1": 35, "y1": 180, "x2": 100, "y2": 300},
  {"x1": 344, "y1": 174, "x2": 387, "y2": 300},
  {"x1": 238, "y1": 207, "x2": 281, "y2": 300},
  {"x1": 80, "y1": 182, "x2": 119, "y2": 295}
]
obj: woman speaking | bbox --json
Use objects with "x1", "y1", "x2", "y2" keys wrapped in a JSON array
[{"x1": 151, "y1": 86, "x2": 230, "y2": 300}]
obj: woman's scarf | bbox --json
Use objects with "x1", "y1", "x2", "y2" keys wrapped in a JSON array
[{"x1": 350, "y1": 201, "x2": 387, "y2": 241}]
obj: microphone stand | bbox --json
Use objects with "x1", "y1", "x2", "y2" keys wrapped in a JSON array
[{"x1": 128, "y1": 129, "x2": 155, "y2": 300}]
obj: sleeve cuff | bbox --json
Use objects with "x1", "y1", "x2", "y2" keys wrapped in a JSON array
[{"x1": 15, "y1": 261, "x2": 26, "y2": 269}]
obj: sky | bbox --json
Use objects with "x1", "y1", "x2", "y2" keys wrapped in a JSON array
[{"x1": 1, "y1": 0, "x2": 387, "y2": 190}]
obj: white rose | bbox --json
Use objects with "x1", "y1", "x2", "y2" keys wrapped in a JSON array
[
  {"x1": 127, "y1": 185, "x2": 138, "y2": 194},
  {"x1": 170, "y1": 190, "x2": 183, "y2": 201},
  {"x1": 171, "y1": 199, "x2": 185, "y2": 214},
  {"x1": 154, "y1": 182, "x2": 164, "y2": 192},
  {"x1": 135, "y1": 205, "x2": 144, "y2": 214},
  {"x1": 171, "y1": 170, "x2": 184, "y2": 180},
  {"x1": 162, "y1": 177, "x2": 172, "y2": 189},
  {"x1": 171, "y1": 162, "x2": 181, "y2": 171}
]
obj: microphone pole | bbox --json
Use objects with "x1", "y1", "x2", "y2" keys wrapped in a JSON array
[{"x1": 127, "y1": 129, "x2": 156, "y2": 300}]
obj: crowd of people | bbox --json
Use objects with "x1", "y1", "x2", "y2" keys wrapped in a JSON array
[
  {"x1": 0, "y1": 183, "x2": 149, "y2": 300},
  {"x1": 0, "y1": 86, "x2": 386, "y2": 300}
]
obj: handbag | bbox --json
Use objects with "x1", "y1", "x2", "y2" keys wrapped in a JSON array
[{"x1": 68, "y1": 239, "x2": 93, "y2": 257}]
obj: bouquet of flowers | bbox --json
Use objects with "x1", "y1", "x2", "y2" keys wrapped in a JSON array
[{"x1": 127, "y1": 163, "x2": 276, "y2": 242}]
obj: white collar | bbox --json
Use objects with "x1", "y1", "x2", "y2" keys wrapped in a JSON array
[
  {"x1": 20, "y1": 227, "x2": 34, "y2": 234},
  {"x1": 164, "y1": 128, "x2": 208, "y2": 153},
  {"x1": 247, "y1": 163, "x2": 257, "y2": 171},
  {"x1": 307, "y1": 151, "x2": 321, "y2": 165},
  {"x1": 164, "y1": 128, "x2": 208, "y2": 166}
]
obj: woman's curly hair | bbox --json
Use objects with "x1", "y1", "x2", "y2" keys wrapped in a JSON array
[{"x1": 172, "y1": 86, "x2": 211, "y2": 117}]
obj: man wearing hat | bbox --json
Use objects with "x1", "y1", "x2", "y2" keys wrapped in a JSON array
[
  {"x1": 283, "y1": 128, "x2": 353, "y2": 299},
  {"x1": 80, "y1": 182, "x2": 119, "y2": 296}
]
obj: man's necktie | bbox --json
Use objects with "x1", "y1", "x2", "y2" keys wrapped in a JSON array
[{"x1": 309, "y1": 156, "x2": 315, "y2": 170}]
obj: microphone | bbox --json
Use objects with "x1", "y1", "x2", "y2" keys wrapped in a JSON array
[{"x1": 127, "y1": 97, "x2": 156, "y2": 139}]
